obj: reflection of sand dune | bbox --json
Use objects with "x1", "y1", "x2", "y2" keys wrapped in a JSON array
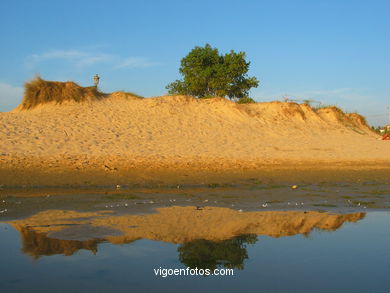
[
  {"x1": 18, "y1": 226, "x2": 101, "y2": 258},
  {"x1": 8, "y1": 207, "x2": 365, "y2": 257}
]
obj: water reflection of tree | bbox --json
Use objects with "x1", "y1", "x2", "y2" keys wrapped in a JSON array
[{"x1": 178, "y1": 234, "x2": 257, "y2": 270}]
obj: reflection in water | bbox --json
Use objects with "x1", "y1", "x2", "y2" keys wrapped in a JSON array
[
  {"x1": 1, "y1": 211, "x2": 388, "y2": 293},
  {"x1": 6, "y1": 207, "x2": 366, "y2": 259},
  {"x1": 19, "y1": 227, "x2": 101, "y2": 258},
  {"x1": 178, "y1": 234, "x2": 257, "y2": 270}
]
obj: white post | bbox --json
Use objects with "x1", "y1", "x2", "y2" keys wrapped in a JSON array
[{"x1": 93, "y1": 74, "x2": 100, "y2": 87}]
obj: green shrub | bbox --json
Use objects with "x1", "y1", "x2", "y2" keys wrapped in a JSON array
[{"x1": 237, "y1": 97, "x2": 256, "y2": 104}]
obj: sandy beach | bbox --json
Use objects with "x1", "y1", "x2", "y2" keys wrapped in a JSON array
[{"x1": 1, "y1": 94, "x2": 390, "y2": 186}]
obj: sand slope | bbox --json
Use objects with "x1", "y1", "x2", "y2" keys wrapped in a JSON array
[{"x1": 1, "y1": 94, "x2": 389, "y2": 185}]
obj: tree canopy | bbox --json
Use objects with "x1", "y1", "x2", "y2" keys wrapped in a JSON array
[{"x1": 166, "y1": 44, "x2": 259, "y2": 101}]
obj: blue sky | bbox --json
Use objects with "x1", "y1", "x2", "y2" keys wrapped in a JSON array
[{"x1": 0, "y1": 0, "x2": 389, "y2": 125}]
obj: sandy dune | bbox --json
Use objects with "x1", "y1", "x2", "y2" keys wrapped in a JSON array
[{"x1": 1, "y1": 94, "x2": 390, "y2": 185}]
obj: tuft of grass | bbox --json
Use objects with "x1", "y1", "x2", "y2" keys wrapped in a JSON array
[
  {"x1": 312, "y1": 104, "x2": 342, "y2": 112},
  {"x1": 21, "y1": 76, "x2": 106, "y2": 109}
]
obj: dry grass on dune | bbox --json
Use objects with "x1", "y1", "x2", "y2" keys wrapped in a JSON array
[
  {"x1": 314, "y1": 105, "x2": 367, "y2": 125},
  {"x1": 315, "y1": 105, "x2": 370, "y2": 130},
  {"x1": 21, "y1": 77, "x2": 106, "y2": 109},
  {"x1": 347, "y1": 112, "x2": 368, "y2": 126}
]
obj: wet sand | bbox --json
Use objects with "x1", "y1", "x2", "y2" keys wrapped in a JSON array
[
  {"x1": 1, "y1": 181, "x2": 389, "y2": 222},
  {"x1": 1, "y1": 159, "x2": 390, "y2": 187}
]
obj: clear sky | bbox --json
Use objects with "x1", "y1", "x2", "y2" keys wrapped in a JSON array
[{"x1": 0, "y1": 0, "x2": 389, "y2": 125}]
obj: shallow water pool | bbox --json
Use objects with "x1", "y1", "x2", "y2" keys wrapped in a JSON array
[{"x1": 1, "y1": 206, "x2": 389, "y2": 293}]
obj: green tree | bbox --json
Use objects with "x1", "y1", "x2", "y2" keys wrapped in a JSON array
[{"x1": 166, "y1": 44, "x2": 259, "y2": 101}]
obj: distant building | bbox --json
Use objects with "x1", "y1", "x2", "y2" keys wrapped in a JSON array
[{"x1": 379, "y1": 124, "x2": 390, "y2": 134}]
